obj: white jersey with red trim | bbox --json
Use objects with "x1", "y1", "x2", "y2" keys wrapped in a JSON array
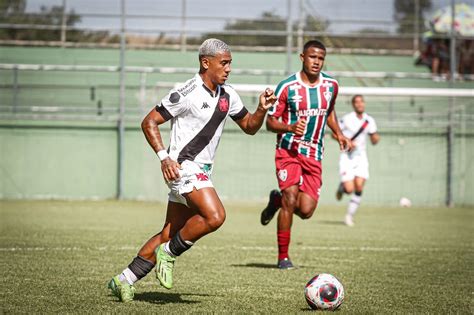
[
  {"x1": 339, "y1": 111, "x2": 377, "y2": 157},
  {"x1": 155, "y1": 74, "x2": 248, "y2": 165}
]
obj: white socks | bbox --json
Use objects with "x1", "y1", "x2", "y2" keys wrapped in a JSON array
[
  {"x1": 119, "y1": 268, "x2": 138, "y2": 285},
  {"x1": 347, "y1": 194, "x2": 362, "y2": 216}
]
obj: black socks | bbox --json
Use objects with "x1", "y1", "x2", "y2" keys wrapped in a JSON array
[
  {"x1": 169, "y1": 232, "x2": 193, "y2": 257},
  {"x1": 128, "y1": 255, "x2": 155, "y2": 280}
]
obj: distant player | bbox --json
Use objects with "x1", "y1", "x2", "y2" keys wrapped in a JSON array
[
  {"x1": 335, "y1": 95, "x2": 380, "y2": 227},
  {"x1": 260, "y1": 40, "x2": 351, "y2": 269},
  {"x1": 108, "y1": 38, "x2": 276, "y2": 302}
]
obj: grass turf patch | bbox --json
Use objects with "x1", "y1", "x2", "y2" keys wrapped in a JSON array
[{"x1": 1, "y1": 200, "x2": 472, "y2": 313}]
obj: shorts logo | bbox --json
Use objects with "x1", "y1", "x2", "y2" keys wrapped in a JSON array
[
  {"x1": 317, "y1": 188, "x2": 321, "y2": 196},
  {"x1": 218, "y1": 97, "x2": 229, "y2": 112},
  {"x1": 196, "y1": 173, "x2": 209, "y2": 181},
  {"x1": 278, "y1": 169, "x2": 287, "y2": 182},
  {"x1": 183, "y1": 180, "x2": 191, "y2": 186}
]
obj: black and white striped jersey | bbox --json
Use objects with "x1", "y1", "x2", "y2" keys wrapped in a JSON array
[{"x1": 156, "y1": 74, "x2": 248, "y2": 165}]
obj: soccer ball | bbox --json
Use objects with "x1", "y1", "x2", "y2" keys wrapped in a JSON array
[
  {"x1": 399, "y1": 197, "x2": 412, "y2": 208},
  {"x1": 304, "y1": 273, "x2": 344, "y2": 311}
]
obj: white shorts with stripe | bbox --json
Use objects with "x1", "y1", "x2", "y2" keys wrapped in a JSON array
[
  {"x1": 167, "y1": 160, "x2": 214, "y2": 206},
  {"x1": 339, "y1": 152, "x2": 369, "y2": 182}
]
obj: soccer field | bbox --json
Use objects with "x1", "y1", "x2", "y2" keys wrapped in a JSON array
[{"x1": 1, "y1": 200, "x2": 473, "y2": 313}]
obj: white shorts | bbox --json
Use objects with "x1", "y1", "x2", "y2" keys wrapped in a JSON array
[
  {"x1": 167, "y1": 160, "x2": 214, "y2": 206},
  {"x1": 339, "y1": 153, "x2": 369, "y2": 182}
]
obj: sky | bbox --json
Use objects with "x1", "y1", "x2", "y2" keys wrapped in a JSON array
[{"x1": 25, "y1": 0, "x2": 460, "y2": 35}]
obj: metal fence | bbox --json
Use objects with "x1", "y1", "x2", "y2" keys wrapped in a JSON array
[
  {"x1": 1, "y1": 0, "x2": 473, "y2": 205},
  {"x1": 2, "y1": 0, "x2": 471, "y2": 52}
]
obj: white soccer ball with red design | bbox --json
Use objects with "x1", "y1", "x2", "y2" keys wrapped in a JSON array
[{"x1": 304, "y1": 273, "x2": 344, "y2": 311}]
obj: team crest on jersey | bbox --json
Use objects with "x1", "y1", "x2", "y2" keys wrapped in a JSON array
[
  {"x1": 323, "y1": 90, "x2": 332, "y2": 103},
  {"x1": 218, "y1": 97, "x2": 229, "y2": 112},
  {"x1": 278, "y1": 169, "x2": 287, "y2": 182}
]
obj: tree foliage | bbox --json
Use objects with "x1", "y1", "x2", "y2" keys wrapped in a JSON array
[
  {"x1": 203, "y1": 11, "x2": 328, "y2": 46},
  {"x1": 394, "y1": 0, "x2": 432, "y2": 34},
  {"x1": 0, "y1": 0, "x2": 119, "y2": 43}
]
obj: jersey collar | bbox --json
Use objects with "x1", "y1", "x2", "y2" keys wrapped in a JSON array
[
  {"x1": 296, "y1": 71, "x2": 323, "y2": 89},
  {"x1": 196, "y1": 73, "x2": 220, "y2": 98},
  {"x1": 352, "y1": 111, "x2": 367, "y2": 120}
]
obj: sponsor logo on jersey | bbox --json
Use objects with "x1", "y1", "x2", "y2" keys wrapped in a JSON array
[
  {"x1": 298, "y1": 108, "x2": 327, "y2": 117},
  {"x1": 289, "y1": 84, "x2": 303, "y2": 106},
  {"x1": 278, "y1": 169, "x2": 287, "y2": 181},
  {"x1": 177, "y1": 78, "x2": 197, "y2": 97},
  {"x1": 184, "y1": 180, "x2": 191, "y2": 186},
  {"x1": 218, "y1": 97, "x2": 229, "y2": 112},
  {"x1": 196, "y1": 173, "x2": 209, "y2": 181},
  {"x1": 201, "y1": 102, "x2": 210, "y2": 109},
  {"x1": 295, "y1": 139, "x2": 318, "y2": 149},
  {"x1": 322, "y1": 82, "x2": 333, "y2": 88},
  {"x1": 169, "y1": 92, "x2": 181, "y2": 104}
]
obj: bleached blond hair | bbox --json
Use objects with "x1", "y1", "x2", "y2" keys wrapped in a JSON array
[{"x1": 199, "y1": 38, "x2": 230, "y2": 58}]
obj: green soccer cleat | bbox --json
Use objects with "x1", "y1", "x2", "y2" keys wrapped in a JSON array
[
  {"x1": 155, "y1": 244, "x2": 176, "y2": 289},
  {"x1": 108, "y1": 276, "x2": 136, "y2": 302}
]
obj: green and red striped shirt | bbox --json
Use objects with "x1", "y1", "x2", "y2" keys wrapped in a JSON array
[{"x1": 268, "y1": 71, "x2": 339, "y2": 160}]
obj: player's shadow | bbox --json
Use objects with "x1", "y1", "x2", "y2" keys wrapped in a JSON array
[
  {"x1": 134, "y1": 291, "x2": 211, "y2": 305},
  {"x1": 231, "y1": 263, "x2": 311, "y2": 269},
  {"x1": 231, "y1": 262, "x2": 277, "y2": 269},
  {"x1": 317, "y1": 220, "x2": 346, "y2": 226}
]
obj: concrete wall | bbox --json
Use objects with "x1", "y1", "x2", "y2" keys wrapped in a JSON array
[{"x1": 1, "y1": 122, "x2": 472, "y2": 206}]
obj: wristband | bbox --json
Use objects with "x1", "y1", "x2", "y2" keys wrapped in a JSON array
[{"x1": 157, "y1": 150, "x2": 169, "y2": 161}]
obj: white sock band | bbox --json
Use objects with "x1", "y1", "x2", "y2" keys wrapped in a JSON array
[
  {"x1": 163, "y1": 241, "x2": 176, "y2": 257},
  {"x1": 347, "y1": 194, "x2": 362, "y2": 216},
  {"x1": 121, "y1": 267, "x2": 138, "y2": 285}
]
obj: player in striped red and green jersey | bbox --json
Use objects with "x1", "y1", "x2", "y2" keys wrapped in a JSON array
[{"x1": 260, "y1": 40, "x2": 351, "y2": 269}]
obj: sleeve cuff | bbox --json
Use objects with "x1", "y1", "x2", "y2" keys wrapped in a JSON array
[
  {"x1": 230, "y1": 107, "x2": 249, "y2": 121},
  {"x1": 155, "y1": 104, "x2": 173, "y2": 121}
]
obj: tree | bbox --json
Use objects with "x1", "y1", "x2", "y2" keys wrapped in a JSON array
[
  {"x1": 0, "y1": 0, "x2": 82, "y2": 41},
  {"x1": 203, "y1": 11, "x2": 328, "y2": 47},
  {"x1": 394, "y1": 0, "x2": 432, "y2": 34}
]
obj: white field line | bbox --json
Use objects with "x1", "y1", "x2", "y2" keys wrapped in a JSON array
[{"x1": 0, "y1": 245, "x2": 471, "y2": 253}]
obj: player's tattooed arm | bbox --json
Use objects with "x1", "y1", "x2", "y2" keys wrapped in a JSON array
[
  {"x1": 141, "y1": 109, "x2": 181, "y2": 182},
  {"x1": 236, "y1": 88, "x2": 277, "y2": 135},
  {"x1": 327, "y1": 110, "x2": 352, "y2": 151}
]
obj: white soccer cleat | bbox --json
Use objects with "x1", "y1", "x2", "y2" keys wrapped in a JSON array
[{"x1": 344, "y1": 214, "x2": 354, "y2": 227}]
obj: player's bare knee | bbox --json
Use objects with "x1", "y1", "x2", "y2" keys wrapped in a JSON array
[
  {"x1": 282, "y1": 191, "x2": 298, "y2": 210},
  {"x1": 205, "y1": 210, "x2": 226, "y2": 231},
  {"x1": 298, "y1": 206, "x2": 316, "y2": 220},
  {"x1": 298, "y1": 212, "x2": 312, "y2": 220}
]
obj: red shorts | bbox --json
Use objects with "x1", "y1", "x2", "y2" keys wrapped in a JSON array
[{"x1": 275, "y1": 148, "x2": 323, "y2": 202}]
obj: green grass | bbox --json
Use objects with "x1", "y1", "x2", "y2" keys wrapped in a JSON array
[{"x1": 1, "y1": 200, "x2": 473, "y2": 313}]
